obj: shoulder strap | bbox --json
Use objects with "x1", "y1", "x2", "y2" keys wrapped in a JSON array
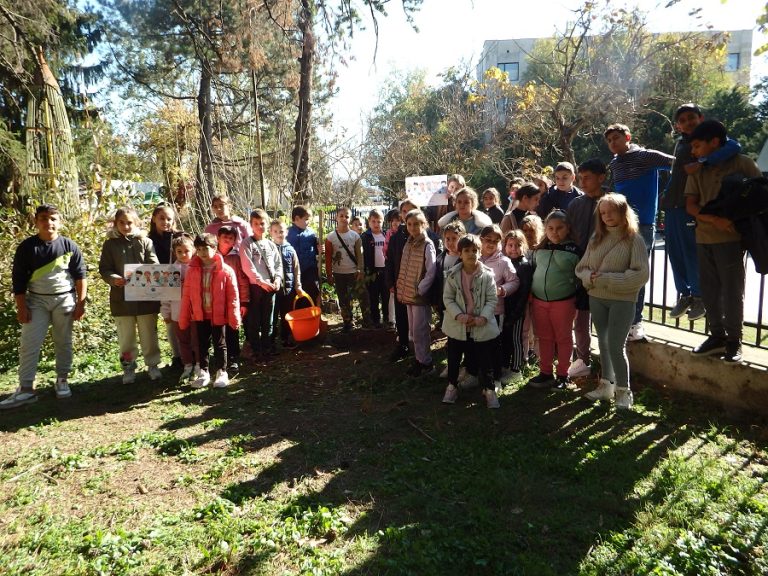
[{"x1": 335, "y1": 231, "x2": 358, "y2": 265}]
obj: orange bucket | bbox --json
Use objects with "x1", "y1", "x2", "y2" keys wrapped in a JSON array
[{"x1": 285, "y1": 293, "x2": 322, "y2": 342}]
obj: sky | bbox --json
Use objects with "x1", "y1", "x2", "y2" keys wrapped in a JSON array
[{"x1": 326, "y1": 0, "x2": 767, "y2": 141}]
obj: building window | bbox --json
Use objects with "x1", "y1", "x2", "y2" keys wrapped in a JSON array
[
  {"x1": 498, "y1": 62, "x2": 519, "y2": 81},
  {"x1": 725, "y1": 53, "x2": 740, "y2": 72}
]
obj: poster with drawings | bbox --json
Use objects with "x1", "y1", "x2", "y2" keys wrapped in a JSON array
[
  {"x1": 405, "y1": 174, "x2": 448, "y2": 207},
  {"x1": 124, "y1": 264, "x2": 182, "y2": 301}
]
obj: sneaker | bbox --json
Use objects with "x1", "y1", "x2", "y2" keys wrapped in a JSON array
[
  {"x1": 439, "y1": 365, "x2": 449, "y2": 378},
  {"x1": 502, "y1": 369, "x2": 523, "y2": 385},
  {"x1": 213, "y1": 370, "x2": 230, "y2": 388},
  {"x1": 54, "y1": 377, "x2": 72, "y2": 399},
  {"x1": 484, "y1": 388, "x2": 500, "y2": 409},
  {"x1": 553, "y1": 375, "x2": 572, "y2": 390},
  {"x1": 686, "y1": 297, "x2": 706, "y2": 321},
  {"x1": 122, "y1": 366, "x2": 136, "y2": 385},
  {"x1": 615, "y1": 387, "x2": 634, "y2": 410},
  {"x1": 442, "y1": 384, "x2": 458, "y2": 404},
  {"x1": 669, "y1": 295, "x2": 693, "y2": 319},
  {"x1": 691, "y1": 335, "x2": 726, "y2": 357},
  {"x1": 191, "y1": 369, "x2": 210, "y2": 389},
  {"x1": 494, "y1": 380, "x2": 502, "y2": 395},
  {"x1": 388, "y1": 346, "x2": 409, "y2": 362},
  {"x1": 0, "y1": 388, "x2": 38, "y2": 410},
  {"x1": 179, "y1": 364, "x2": 194, "y2": 384},
  {"x1": 584, "y1": 378, "x2": 616, "y2": 401},
  {"x1": 148, "y1": 366, "x2": 162, "y2": 381},
  {"x1": 627, "y1": 323, "x2": 646, "y2": 342},
  {"x1": 228, "y1": 361, "x2": 240, "y2": 373},
  {"x1": 567, "y1": 358, "x2": 592, "y2": 378},
  {"x1": 721, "y1": 340, "x2": 742, "y2": 363},
  {"x1": 458, "y1": 373, "x2": 478, "y2": 390},
  {"x1": 528, "y1": 372, "x2": 555, "y2": 389}
]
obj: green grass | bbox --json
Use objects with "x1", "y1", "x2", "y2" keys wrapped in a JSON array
[{"x1": 0, "y1": 325, "x2": 767, "y2": 575}]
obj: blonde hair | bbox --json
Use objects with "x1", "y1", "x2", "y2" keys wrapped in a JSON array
[
  {"x1": 591, "y1": 193, "x2": 638, "y2": 246},
  {"x1": 455, "y1": 187, "x2": 479, "y2": 211},
  {"x1": 520, "y1": 214, "x2": 544, "y2": 249}
]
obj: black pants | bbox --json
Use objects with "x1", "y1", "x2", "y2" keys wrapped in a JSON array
[
  {"x1": 248, "y1": 285, "x2": 276, "y2": 353},
  {"x1": 272, "y1": 290, "x2": 296, "y2": 344},
  {"x1": 447, "y1": 335, "x2": 494, "y2": 390},
  {"x1": 368, "y1": 268, "x2": 389, "y2": 325},
  {"x1": 195, "y1": 320, "x2": 226, "y2": 372},
  {"x1": 501, "y1": 316, "x2": 525, "y2": 371},
  {"x1": 298, "y1": 267, "x2": 320, "y2": 309},
  {"x1": 225, "y1": 325, "x2": 240, "y2": 361},
  {"x1": 394, "y1": 295, "x2": 409, "y2": 350}
]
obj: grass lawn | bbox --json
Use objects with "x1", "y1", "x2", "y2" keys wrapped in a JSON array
[{"x1": 1, "y1": 320, "x2": 767, "y2": 575}]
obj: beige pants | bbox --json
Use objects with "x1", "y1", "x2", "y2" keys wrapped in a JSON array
[{"x1": 114, "y1": 314, "x2": 161, "y2": 368}]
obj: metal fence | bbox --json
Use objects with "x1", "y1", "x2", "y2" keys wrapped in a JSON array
[{"x1": 646, "y1": 232, "x2": 766, "y2": 349}]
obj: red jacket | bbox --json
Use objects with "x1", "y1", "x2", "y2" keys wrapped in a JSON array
[{"x1": 179, "y1": 253, "x2": 241, "y2": 330}]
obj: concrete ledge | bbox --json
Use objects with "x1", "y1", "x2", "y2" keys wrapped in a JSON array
[{"x1": 624, "y1": 323, "x2": 768, "y2": 414}]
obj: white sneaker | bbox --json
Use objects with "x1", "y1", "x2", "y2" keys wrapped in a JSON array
[
  {"x1": 584, "y1": 378, "x2": 615, "y2": 401},
  {"x1": 213, "y1": 370, "x2": 230, "y2": 388},
  {"x1": 122, "y1": 367, "x2": 136, "y2": 384},
  {"x1": 615, "y1": 387, "x2": 634, "y2": 410},
  {"x1": 439, "y1": 366, "x2": 449, "y2": 378},
  {"x1": 442, "y1": 384, "x2": 458, "y2": 404},
  {"x1": 0, "y1": 388, "x2": 38, "y2": 410},
  {"x1": 191, "y1": 369, "x2": 210, "y2": 389},
  {"x1": 484, "y1": 388, "x2": 500, "y2": 409},
  {"x1": 627, "y1": 323, "x2": 646, "y2": 342},
  {"x1": 148, "y1": 366, "x2": 162, "y2": 381},
  {"x1": 54, "y1": 377, "x2": 72, "y2": 399},
  {"x1": 501, "y1": 369, "x2": 523, "y2": 385},
  {"x1": 567, "y1": 358, "x2": 592, "y2": 378},
  {"x1": 179, "y1": 364, "x2": 194, "y2": 384},
  {"x1": 494, "y1": 380, "x2": 502, "y2": 395},
  {"x1": 193, "y1": 364, "x2": 201, "y2": 378}
]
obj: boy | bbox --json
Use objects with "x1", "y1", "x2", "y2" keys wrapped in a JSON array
[
  {"x1": 1, "y1": 204, "x2": 87, "y2": 409},
  {"x1": 386, "y1": 198, "x2": 419, "y2": 358},
  {"x1": 204, "y1": 194, "x2": 252, "y2": 245},
  {"x1": 325, "y1": 207, "x2": 372, "y2": 332},
  {"x1": 565, "y1": 159, "x2": 609, "y2": 378},
  {"x1": 536, "y1": 161, "x2": 583, "y2": 218},
  {"x1": 217, "y1": 225, "x2": 250, "y2": 370},
  {"x1": 350, "y1": 216, "x2": 364, "y2": 235},
  {"x1": 240, "y1": 209, "x2": 283, "y2": 359},
  {"x1": 270, "y1": 220, "x2": 302, "y2": 349},
  {"x1": 663, "y1": 103, "x2": 742, "y2": 321},
  {"x1": 431, "y1": 173, "x2": 466, "y2": 230},
  {"x1": 684, "y1": 120, "x2": 761, "y2": 363},
  {"x1": 286, "y1": 205, "x2": 321, "y2": 308},
  {"x1": 362, "y1": 209, "x2": 388, "y2": 329},
  {"x1": 605, "y1": 123, "x2": 674, "y2": 340}
]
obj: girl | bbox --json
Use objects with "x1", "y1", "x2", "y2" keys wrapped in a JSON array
[
  {"x1": 520, "y1": 214, "x2": 544, "y2": 259},
  {"x1": 396, "y1": 209, "x2": 437, "y2": 376},
  {"x1": 99, "y1": 207, "x2": 162, "y2": 384},
  {"x1": 432, "y1": 220, "x2": 466, "y2": 378},
  {"x1": 204, "y1": 194, "x2": 252, "y2": 245},
  {"x1": 149, "y1": 204, "x2": 182, "y2": 367},
  {"x1": 437, "y1": 187, "x2": 493, "y2": 235},
  {"x1": 480, "y1": 187, "x2": 504, "y2": 224},
  {"x1": 575, "y1": 194, "x2": 649, "y2": 410},
  {"x1": 479, "y1": 225, "x2": 519, "y2": 392},
  {"x1": 502, "y1": 230, "x2": 533, "y2": 384},
  {"x1": 179, "y1": 234, "x2": 241, "y2": 389},
  {"x1": 500, "y1": 182, "x2": 542, "y2": 234},
  {"x1": 441, "y1": 235, "x2": 500, "y2": 408},
  {"x1": 528, "y1": 210, "x2": 581, "y2": 389},
  {"x1": 383, "y1": 208, "x2": 401, "y2": 331}
]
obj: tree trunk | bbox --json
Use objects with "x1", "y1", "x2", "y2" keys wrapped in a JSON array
[
  {"x1": 197, "y1": 62, "x2": 214, "y2": 199},
  {"x1": 292, "y1": 0, "x2": 314, "y2": 204}
]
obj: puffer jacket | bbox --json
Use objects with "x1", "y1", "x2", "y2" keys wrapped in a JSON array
[
  {"x1": 99, "y1": 229, "x2": 160, "y2": 317},
  {"x1": 480, "y1": 248, "x2": 519, "y2": 316},
  {"x1": 441, "y1": 262, "x2": 499, "y2": 342},
  {"x1": 178, "y1": 253, "x2": 241, "y2": 330},
  {"x1": 531, "y1": 241, "x2": 581, "y2": 302}
]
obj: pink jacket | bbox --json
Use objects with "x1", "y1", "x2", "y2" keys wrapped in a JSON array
[
  {"x1": 480, "y1": 248, "x2": 520, "y2": 316},
  {"x1": 179, "y1": 253, "x2": 241, "y2": 330}
]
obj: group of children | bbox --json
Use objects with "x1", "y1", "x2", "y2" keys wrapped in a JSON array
[{"x1": 2, "y1": 109, "x2": 761, "y2": 413}]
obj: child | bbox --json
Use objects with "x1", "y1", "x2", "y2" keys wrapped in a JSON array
[
  {"x1": 99, "y1": 207, "x2": 162, "y2": 384},
  {"x1": 664, "y1": 103, "x2": 741, "y2": 321},
  {"x1": 500, "y1": 182, "x2": 541, "y2": 234},
  {"x1": 565, "y1": 158, "x2": 609, "y2": 379},
  {"x1": 685, "y1": 119, "x2": 762, "y2": 363},
  {"x1": 480, "y1": 187, "x2": 505, "y2": 224},
  {"x1": 528, "y1": 210, "x2": 581, "y2": 389},
  {"x1": 575, "y1": 194, "x2": 649, "y2": 409},
  {"x1": 148, "y1": 203, "x2": 182, "y2": 368},
  {"x1": 501, "y1": 230, "x2": 532, "y2": 383},
  {"x1": 441, "y1": 234, "x2": 500, "y2": 409},
  {"x1": 536, "y1": 162, "x2": 582, "y2": 218},
  {"x1": 479, "y1": 224, "x2": 519, "y2": 392},
  {"x1": 217, "y1": 225, "x2": 250, "y2": 369},
  {"x1": 383, "y1": 208, "x2": 402, "y2": 330},
  {"x1": 326, "y1": 207, "x2": 372, "y2": 332},
  {"x1": 519, "y1": 213, "x2": 544, "y2": 259},
  {"x1": 270, "y1": 220, "x2": 302, "y2": 349},
  {"x1": 396, "y1": 209, "x2": 437, "y2": 376},
  {"x1": 386, "y1": 199, "x2": 418, "y2": 358},
  {"x1": 437, "y1": 187, "x2": 493, "y2": 235},
  {"x1": 432, "y1": 220, "x2": 466, "y2": 353},
  {"x1": 362, "y1": 209, "x2": 388, "y2": 329},
  {"x1": 204, "y1": 194, "x2": 252, "y2": 245},
  {"x1": 432, "y1": 173, "x2": 466, "y2": 229},
  {"x1": 161, "y1": 235, "x2": 200, "y2": 384},
  {"x1": 604, "y1": 123, "x2": 674, "y2": 341},
  {"x1": 178, "y1": 234, "x2": 240, "y2": 388},
  {"x1": 240, "y1": 209, "x2": 283, "y2": 359},
  {"x1": 350, "y1": 216, "x2": 364, "y2": 235},
  {"x1": 286, "y1": 205, "x2": 321, "y2": 308},
  {"x1": 1, "y1": 205, "x2": 87, "y2": 409}
]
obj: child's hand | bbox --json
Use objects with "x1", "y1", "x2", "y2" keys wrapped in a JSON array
[
  {"x1": 590, "y1": 271, "x2": 600, "y2": 282},
  {"x1": 474, "y1": 316, "x2": 487, "y2": 327},
  {"x1": 113, "y1": 277, "x2": 127, "y2": 287},
  {"x1": 711, "y1": 216, "x2": 734, "y2": 233},
  {"x1": 16, "y1": 306, "x2": 31, "y2": 324},
  {"x1": 240, "y1": 306, "x2": 248, "y2": 319},
  {"x1": 496, "y1": 286, "x2": 505, "y2": 297},
  {"x1": 456, "y1": 313, "x2": 470, "y2": 325}
]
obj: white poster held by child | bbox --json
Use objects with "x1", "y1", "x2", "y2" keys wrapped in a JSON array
[
  {"x1": 405, "y1": 174, "x2": 449, "y2": 207},
  {"x1": 124, "y1": 264, "x2": 182, "y2": 301}
]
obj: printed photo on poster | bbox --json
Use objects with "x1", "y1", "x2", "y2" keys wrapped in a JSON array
[
  {"x1": 124, "y1": 264, "x2": 182, "y2": 301},
  {"x1": 405, "y1": 174, "x2": 449, "y2": 207}
]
